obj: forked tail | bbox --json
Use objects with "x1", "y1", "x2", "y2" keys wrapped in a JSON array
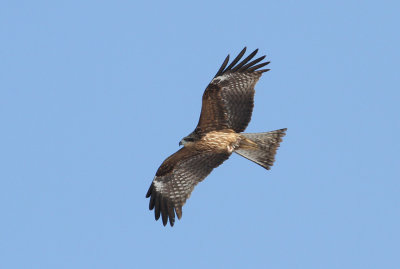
[{"x1": 235, "y1": 128, "x2": 287, "y2": 170}]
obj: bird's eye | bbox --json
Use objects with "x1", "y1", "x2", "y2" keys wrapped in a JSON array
[{"x1": 185, "y1": 138, "x2": 194, "y2": 142}]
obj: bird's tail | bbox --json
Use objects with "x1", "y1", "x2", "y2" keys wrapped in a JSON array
[{"x1": 235, "y1": 128, "x2": 287, "y2": 170}]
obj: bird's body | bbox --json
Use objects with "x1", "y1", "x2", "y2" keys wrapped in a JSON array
[
  {"x1": 187, "y1": 130, "x2": 241, "y2": 152},
  {"x1": 146, "y1": 48, "x2": 287, "y2": 226}
]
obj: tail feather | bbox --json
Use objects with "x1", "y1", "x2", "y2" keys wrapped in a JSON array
[{"x1": 235, "y1": 128, "x2": 287, "y2": 170}]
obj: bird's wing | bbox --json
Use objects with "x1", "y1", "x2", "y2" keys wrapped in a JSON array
[
  {"x1": 196, "y1": 47, "x2": 270, "y2": 133},
  {"x1": 146, "y1": 146, "x2": 230, "y2": 226}
]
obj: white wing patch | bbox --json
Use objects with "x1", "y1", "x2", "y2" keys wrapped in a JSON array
[
  {"x1": 211, "y1": 74, "x2": 230, "y2": 84},
  {"x1": 153, "y1": 178, "x2": 164, "y2": 192}
]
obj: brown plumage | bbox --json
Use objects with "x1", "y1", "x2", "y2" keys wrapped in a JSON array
[{"x1": 146, "y1": 47, "x2": 287, "y2": 226}]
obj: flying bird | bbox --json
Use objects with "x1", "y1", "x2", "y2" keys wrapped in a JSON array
[{"x1": 146, "y1": 47, "x2": 287, "y2": 226}]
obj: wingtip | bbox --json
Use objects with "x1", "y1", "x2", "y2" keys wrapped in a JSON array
[
  {"x1": 146, "y1": 185, "x2": 180, "y2": 227},
  {"x1": 259, "y1": 68, "x2": 271, "y2": 73},
  {"x1": 231, "y1": 48, "x2": 261, "y2": 72},
  {"x1": 149, "y1": 194, "x2": 155, "y2": 210},
  {"x1": 175, "y1": 206, "x2": 182, "y2": 220},
  {"x1": 162, "y1": 214, "x2": 168, "y2": 226},
  {"x1": 214, "y1": 47, "x2": 270, "y2": 76},
  {"x1": 161, "y1": 202, "x2": 168, "y2": 225},
  {"x1": 215, "y1": 54, "x2": 230, "y2": 77},
  {"x1": 145, "y1": 184, "x2": 153, "y2": 198},
  {"x1": 154, "y1": 193, "x2": 161, "y2": 220}
]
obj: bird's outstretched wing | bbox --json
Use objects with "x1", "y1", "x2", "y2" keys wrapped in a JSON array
[
  {"x1": 196, "y1": 47, "x2": 270, "y2": 134},
  {"x1": 146, "y1": 147, "x2": 230, "y2": 226}
]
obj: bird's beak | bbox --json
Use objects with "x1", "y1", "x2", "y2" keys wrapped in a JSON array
[{"x1": 179, "y1": 141, "x2": 183, "y2": 146}]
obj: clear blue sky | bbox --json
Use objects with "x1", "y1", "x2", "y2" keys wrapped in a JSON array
[{"x1": 1, "y1": 1, "x2": 399, "y2": 268}]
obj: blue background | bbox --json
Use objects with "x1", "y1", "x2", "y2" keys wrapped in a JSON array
[{"x1": 1, "y1": 1, "x2": 399, "y2": 268}]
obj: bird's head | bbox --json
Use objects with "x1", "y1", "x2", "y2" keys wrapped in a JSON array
[{"x1": 179, "y1": 132, "x2": 199, "y2": 146}]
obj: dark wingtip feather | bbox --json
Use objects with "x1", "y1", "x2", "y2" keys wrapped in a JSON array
[
  {"x1": 224, "y1": 47, "x2": 247, "y2": 72},
  {"x1": 259, "y1": 69, "x2": 270, "y2": 73},
  {"x1": 167, "y1": 202, "x2": 175, "y2": 227},
  {"x1": 161, "y1": 198, "x2": 169, "y2": 226},
  {"x1": 149, "y1": 192, "x2": 156, "y2": 210},
  {"x1": 247, "y1": 62, "x2": 270, "y2": 72},
  {"x1": 175, "y1": 206, "x2": 182, "y2": 220},
  {"x1": 239, "y1": 56, "x2": 266, "y2": 71},
  {"x1": 145, "y1": 184, "x2": 153, "y2": 198},
  {"x1": 146, "y1": 184, "x2": 178, "y2": 227},
  {"x1": 154, "y1": 194, "x2": 161, "y2": 220},
  {"x1": 215, "y1": 48, "x2": 269, "y2": 76},
  {"x1": 231, "y1": 48, "x2": 259, "y2": 72},
  {"x1": 215, "y1": 55, "x2": 230, "y2": 77}
]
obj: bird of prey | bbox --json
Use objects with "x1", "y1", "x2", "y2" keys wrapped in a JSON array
[{"x1": 146, "y1": 47, "x2": 286, "y2": 226}]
